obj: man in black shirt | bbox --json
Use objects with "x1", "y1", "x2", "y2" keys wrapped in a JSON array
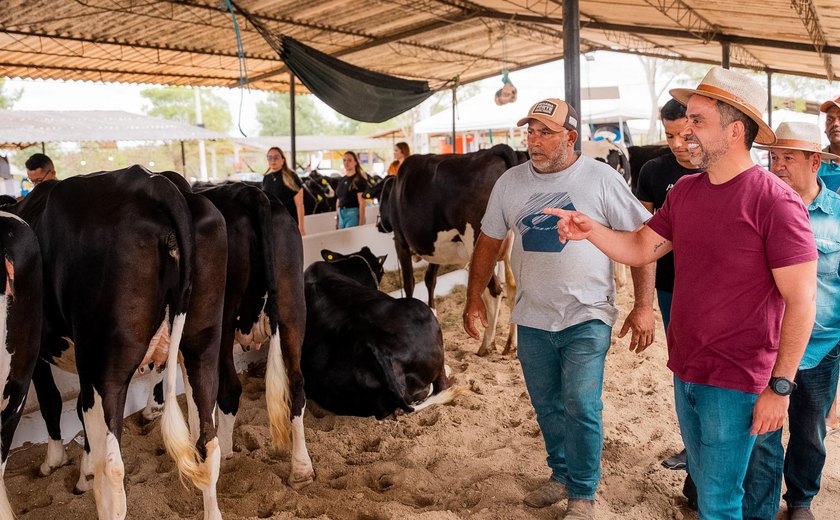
[{"x1": 634, "y1": 99, "x2": 701, "y2": 506}]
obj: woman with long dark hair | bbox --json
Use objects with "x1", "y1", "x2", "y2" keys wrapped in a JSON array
[
  {"x1": 261, "y1": 147, "x2": 305, "y2": 235},
  {"x1": 336, "y1": 151, "x2": 369, "y2": 228}
]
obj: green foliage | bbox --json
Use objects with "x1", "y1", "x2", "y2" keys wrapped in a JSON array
[
  {"x1": 256, "y1": 93, "x2": 335, "y2": 135},
  {"x1": 0, "y1": 78, "x2": 22, "y2": 110},
  {"x1": 140, "y1": 87, "x2": 232, "y2": 133}
]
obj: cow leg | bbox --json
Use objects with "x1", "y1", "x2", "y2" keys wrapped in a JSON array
[
  {"x1": 141, "y1": 372, "x2": 165, "y2": 423},
  {"x1": 1, "y1": 371, "x2": 31, "y2": 518},
  {"x1": 216, "y1": 328, "x2": 240, "y2": 458},
  {"x1": 424, "y1": 263, "x2": 440, "y2": 311},
  {"x1": 393, "y1": 235, "x2": 415, "y2": 298},
  {"x1": 82, "y1": 385, "x2": 127, "y2": 520},
  {"x1": 32, "y1": 359, "x2": 69, "y2": 476},
  {"x1": 613, "y1": 261, "x2": 627, "y2": 289},
  {"x1": 476, "y1": 274, "x2": 503, "y2": 357},
  {"x1": 500, "y1": 234, "x2": 518, "y2": 355},
  {"x1": 181, "y1": 347, "x2": 222, "y2": 520}
]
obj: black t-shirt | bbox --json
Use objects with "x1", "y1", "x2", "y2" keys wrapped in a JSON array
[
  {"x1": 262, "y1": 170, "x2": 303, "y2": 223},
  {"x1": 634, "y1": 153, "x2": 702, "y2": 292},
  {"x1": 336, "y1": 175, "x2": 363, "y2": 209}
]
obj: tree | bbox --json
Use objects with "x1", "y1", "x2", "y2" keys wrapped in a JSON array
[
  {"x1": 638, "y1": 58, "x2": 710, "y2": 144},
  {"x1": 256, "y1": 93, "x2": 335, "y2": 135},
  {"x1": 0, "y1": 78, "x2": 22, "y2": 109},
  {"x1": 140, "y1": 86, "x2": 232, "y2": 133}
]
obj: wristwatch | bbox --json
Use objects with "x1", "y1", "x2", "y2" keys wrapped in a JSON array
[{"x1": 769, "y1": 376, "x2": 797, "y2": 396}]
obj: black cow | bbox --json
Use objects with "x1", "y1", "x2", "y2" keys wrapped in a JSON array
[
  {"x1": 0, "y1": 212, "x2": 42, "y2": 518},
  {"x1": 14, "y1": 166, "x2": 221, "y2": 519},
  {"x1": 379, "y1": 144, "x2": 527, "y2": 356},
  {"x1": 627, "y1": 144, "x2": 671, "y2": 193},
  {"x1": 302, "y1": 171, "x2": 337, "y2": 214},
  {"x1": 302, "y1": 247, "x2": 461, "y2": 418}
]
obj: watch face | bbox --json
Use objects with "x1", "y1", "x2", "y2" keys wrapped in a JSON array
[{"x1": 773, "y1": 378, "x2": 792, "y2": 394}]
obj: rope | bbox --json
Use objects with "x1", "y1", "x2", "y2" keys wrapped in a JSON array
[{"x1": 224, "y1": 0, "x2": 250, "y2": 137}]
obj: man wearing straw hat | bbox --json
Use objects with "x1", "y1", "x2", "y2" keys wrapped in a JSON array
[
  {"x1": 543, "y1": 67, "x2": 818, "y2": 519},
  {"x1": 818, "y1": 96, "x2": 840, "y2": 192},
  {"x1": 741, "y1": 122, "x2": 840, "y2": 520}
]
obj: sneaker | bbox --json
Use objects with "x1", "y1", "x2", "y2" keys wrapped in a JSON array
[
  {"x1": 787, "y1": 507, "x2": 815, "y2": 520},
  {"x1": 564, "y1": 499, "x2": 595, "y2": 520},
  {"x1": 661, "y1": 448, "x2": 687, "y2": 470},
  {"x1": 523, "y1": 478, "x2": 567, "y2": 508},
  {"x1": 683, "y1": 474, "x2": 698, "y2": 511}
]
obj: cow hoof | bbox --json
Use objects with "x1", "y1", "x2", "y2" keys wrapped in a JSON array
[
  {"x1": 38, "y1": 460, "x2": 67, "y2": 477},
  {"x1": 288, "y1": 471, "x2": 314, "y2": 490},
  {"x1": 475, "y1": 346, "x2": 491, "y2": 357},
  {"x1": 141, "y1": 406, "x2": 163, "y2": 424},
  {"x1": 73, "y1": 475, "x2": 94, "y2": 495}
]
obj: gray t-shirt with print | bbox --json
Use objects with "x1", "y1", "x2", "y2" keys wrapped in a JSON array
[{"x1": 481, "y1": 154, "x2": 651, "y2": 332}]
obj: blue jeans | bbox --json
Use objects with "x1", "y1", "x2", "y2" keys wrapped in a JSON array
[
  {"x1": 742, "y1": 342, "x2": 840, "y2": 519},
  {"x1": 674, "y1": 376, "x2": 758, "y2": 520},
  {"x1": 657, "y1": 289, "x2": 673, "y2": 331},
  {"x1": 517, "y1": 320, "x2": 612, "y2": 500},
  {"x1": 338, "y1": 207, "x2": 359, "y2": 228}
]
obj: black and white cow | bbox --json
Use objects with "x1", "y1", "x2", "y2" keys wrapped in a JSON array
[
  {"x1": 186, "y1": 182, "x2": 314, "y2": 488},
  {"x1": 13, "y1": 166, "x2": 222, "y2": 519},
  {"x1": 302, "y1": 247, "x2": 460, "y2": 418},
  {"x1": 581, "y1": 140, "x2": 632, "y2": 185},
  {"x1": 378, "y1": 144, "x2": 528, "y2": 356},
  {"x1": 0, "y1": 212, "x2": 42, "y2": 519}
]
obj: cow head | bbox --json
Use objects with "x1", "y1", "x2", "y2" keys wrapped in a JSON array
[{"x1": 321, "y1": 247, "x2": 387, "y2": 288}]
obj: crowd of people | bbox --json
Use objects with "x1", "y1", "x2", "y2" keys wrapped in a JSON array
[{"x1": 465, "y1": 67, "x2": 839, "y2": 520}]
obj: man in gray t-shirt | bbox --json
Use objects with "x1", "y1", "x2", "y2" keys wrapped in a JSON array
[{"x1": 463, "y1": 98, "x2": 654, "y2": 519}]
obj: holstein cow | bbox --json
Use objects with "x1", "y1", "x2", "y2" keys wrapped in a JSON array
[
  {"x1": 13, "y1": 167, "x2": 221, "y2": 519},
  {"x1": 378, "y1": 144, "x2": 528, "y2": 356},
  {"x1": 0, "y1": 212, "x2": 42, "y2": 519},
  {"x1": 302, "y1": 247, "x2": 461, "y2": 418},
  {"x1": 581, "y1": 140, "x2": 632, "y2": 185},
  {"x1": 186, "y1": 182, "x2": 313, "y2": 487}
]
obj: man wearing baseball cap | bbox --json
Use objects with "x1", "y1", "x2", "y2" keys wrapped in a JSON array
[
  {"x1": 818, "y1": 96, "x2": 840, "y2": 192},
  {"x1": 544, "y1": 67, "x2": 818, "y2": 519},
  {"x1": 463, "y1": 98, "x2": 655, "y2": 519},
  {"x1": 742, "y1": 122, "x2": 840, "y2": 520}
]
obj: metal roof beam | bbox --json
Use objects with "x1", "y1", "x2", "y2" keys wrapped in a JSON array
[
  {"x1": 789, "y1": 0, "x2": 833, "y2": 80},
  {"x1": 642, "y1": 0, "x2": 717, "y2": 43}
]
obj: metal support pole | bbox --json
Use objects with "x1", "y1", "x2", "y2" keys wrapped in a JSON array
[
  {"x1": 722, "y1": 42, "x2": 731, "y2": 69},
  {"x1": 563, "y1": 0, "x2": 581, "y2": 152},
  {"x1": 180, "y1": 141, "x2": 186, "y2": 173},
  {"x1": 451, "y1": 87, "x2": 457, "y2": 154},
  {"x1": 766, "y1": 71, "x2": 773, "y2": 129},
  {"x1": 290, "y1": 74, "x2": 297, "y2": 171}
]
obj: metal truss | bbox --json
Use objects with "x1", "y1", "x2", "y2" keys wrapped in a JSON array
[{"x1": 789, "y1": 0, "x2": 833, "y2": 80}]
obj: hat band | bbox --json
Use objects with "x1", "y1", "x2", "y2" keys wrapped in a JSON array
[
  {"x1": 772, "y1": 139, "x2": 822, "y2": 153},
  {"x1": 696, "y1": 84, "x2": 762, "y2": 119}
]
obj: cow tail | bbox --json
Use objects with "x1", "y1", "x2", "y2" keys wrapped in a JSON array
[
  {"x1": 252, "y1": 195, "x2": 292, "y2": 450},
  {"x1": 368, "y1": 345, "x2": 414, "y2": 414},
  {"x1": 0, "y1": 242, "x2": 11, "y2": 520},
  {"x1": 154, "y1": 179, "x2": 210, "y2": 488}
]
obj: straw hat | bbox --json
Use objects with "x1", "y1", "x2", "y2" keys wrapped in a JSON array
[
  {"x1": 820, "y1": 95, "x2": 840, "y2": 113},
  {"x1": 755, "y1": 122, "x2": 840, "y2": 161},
  {"x1": 670, "y1": 67, "x2": 775, "y2": 145}
]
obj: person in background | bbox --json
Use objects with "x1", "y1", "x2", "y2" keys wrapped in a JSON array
[
  {"x1": 25, "y1": 153, "x2": 57, "y2": 186},
  {"x1": 261, "y1": 147, "x2": 305, "y2": 236},
  {"x1": 742, "y1": 122, "x2": 840, "y2": 520},
  {"x1": 336, "y1": 151, "x2": 368, "y2": 228},
  {"x1": 545, "y1": 67, "x2": 817, "y2": 520},
  {"x1": 818, "y1": 96, "x2": 840, "y2": 193},
  {"x1": 387, "y1": 141, "x2": 411, "y2": 176}
]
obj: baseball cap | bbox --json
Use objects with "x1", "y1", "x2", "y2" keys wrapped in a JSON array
[{"x1": 516, "y1": 98, "x2": 578, "y2": 132}]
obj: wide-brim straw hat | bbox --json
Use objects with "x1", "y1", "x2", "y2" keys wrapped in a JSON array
[
  {"x1": 755, "y1": 121, "x2": 840, "y2": 161},
  {"x1": 670, "y1": 67, "x2": 775, "y2": 145}
]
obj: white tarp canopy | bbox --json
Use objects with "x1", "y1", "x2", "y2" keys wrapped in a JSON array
[
  {"x1": 0, "y1": 110, "x2": 228, "y2": 147},
  {"x1": 235, "y1": 135, "x2": 388, "y2": 153},
  {"x1": 414, "y1": 87, "x2": 650, "y2": 135}
]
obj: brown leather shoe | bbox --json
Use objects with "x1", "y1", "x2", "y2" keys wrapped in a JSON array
[
  {"x1": 564, "y1": 499, "x2": 595, "y2": 520},
  {"x1": 523, "y1": 478, "x2": 567, "y2": 508},
  {"x1": 787, "y1": 507, "x2": 815, "y2": 520}
]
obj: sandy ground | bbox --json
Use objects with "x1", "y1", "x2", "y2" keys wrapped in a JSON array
[{"x1": 5, "y1": 281, "x2": 840, "y2": 519}]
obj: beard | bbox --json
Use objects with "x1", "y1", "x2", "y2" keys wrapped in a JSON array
[
  {"x1": 530, "y1": 145, "x2": 570, "y2": 173},
  {"x1": 688, "y1": 135, "x2": 729, "y2": 170}
]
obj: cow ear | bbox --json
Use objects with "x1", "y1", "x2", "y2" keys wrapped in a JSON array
[
  {"x1": 321, "y1": 249, "x2": 342, "y2": 262},
  {"x1": 377, "y1": 255, "x2": 387, "y2": 265}
]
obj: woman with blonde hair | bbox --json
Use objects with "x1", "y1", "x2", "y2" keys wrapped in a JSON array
[
  {"x1": 336, "y1": 151, "x2": 369, "y2": 228},
  {"x1": 261, "y1": 147, "x2": 305, "y2": 235}
]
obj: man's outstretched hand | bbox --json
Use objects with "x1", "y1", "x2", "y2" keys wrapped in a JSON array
[{"x1": 542, "y1": 208, "x2": 594, "y2": 243}]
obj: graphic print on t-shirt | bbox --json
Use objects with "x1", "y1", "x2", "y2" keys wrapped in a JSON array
[{"x1": 517, "y1": 192, "x2": 575, "y2": 252}]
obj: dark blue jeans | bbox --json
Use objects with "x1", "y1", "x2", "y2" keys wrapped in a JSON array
[
  {"x1": 674, "y1": 376, "x2": 758, "y2": 520},
  {"x1": 656, "y1": 289, "x2": 673, "y2": 331},
  {"x1": 742, "y1": 342, "x2": 840, "y2": 519},
  {"x1": 517, "y1": 320, "x2": 612, "y2": 500}
]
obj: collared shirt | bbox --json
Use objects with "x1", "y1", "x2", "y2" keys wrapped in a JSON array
[
  {"x1": 818, "y1": 147, "x2": 840, "y2": 193},
  {"x1": 802, "y1": 177, "x2": 840, "y2": 369}
]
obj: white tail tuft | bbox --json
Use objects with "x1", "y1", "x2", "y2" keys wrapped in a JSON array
[
  {"x1": 411, "y1": 385, "x2": 469, "y2": 413},
  {"x1": 265, "y1": 330, "x2": 292, "y2": 449},
  {"x1": 0, "y1": 470, "x2": 15, "y2": 520},
  {"x1": 160, "y1": 312, "x2": 210, "y2": 488}
]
